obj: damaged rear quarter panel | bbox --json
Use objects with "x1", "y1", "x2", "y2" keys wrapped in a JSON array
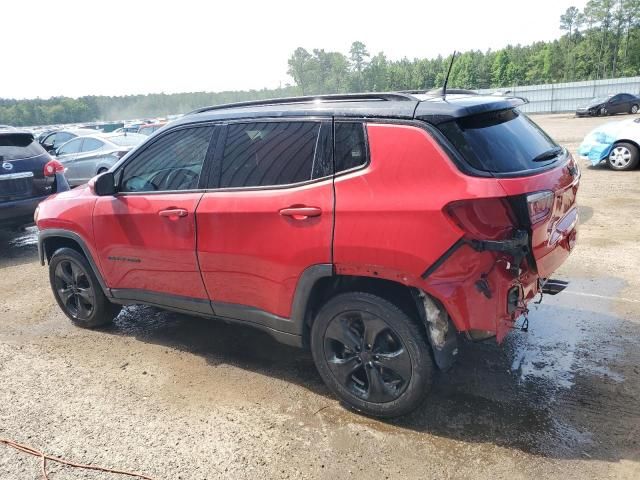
[{"x1": 332, "y1": 123, "x2": 518, "y2": 338}]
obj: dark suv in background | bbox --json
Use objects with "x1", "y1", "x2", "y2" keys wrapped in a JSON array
[{"x1": 1, "y1": 130, "x2": 56, "y2": 229}]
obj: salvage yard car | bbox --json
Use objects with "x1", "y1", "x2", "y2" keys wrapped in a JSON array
[
  {"x1": 35, "y1": 92, "x2": 580, "y2": 417},
  {"x1": 575, "y1": 93, "x2": 640, "y2": 117},
  {"x1": 54, "y1": 132, "x2": 146, "y2": 186},
  {"x1": 578, "y1": 117, "x2": 640, "y2": 170},
  {"x1": 0, "y1": 130, "x2": 68, "y2": 229}
]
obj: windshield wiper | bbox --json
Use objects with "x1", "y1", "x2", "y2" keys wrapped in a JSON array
[{"x1": 532, "y1": 146, "x2": 563, "y2": 162}]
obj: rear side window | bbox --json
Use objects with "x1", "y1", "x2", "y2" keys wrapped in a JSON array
[
  {"x1": 437, "y1": 109, "x2": 561, "y2": 174},
  {"x1": 0, "y1": 133, "x2": 46, "y2": 160},
  {"x1": 220, "y1": 121, "x2": 331, "y2": 188},
  {"x1": 335, "y1": 122, "x2": 368, "y2": 173},
  {"x1": 82, "y1": 138, "x2": 104, "y2": 152}
]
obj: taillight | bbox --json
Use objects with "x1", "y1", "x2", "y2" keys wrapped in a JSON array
[
  {"x1": 446, "y1": 198, "x2": 517, "y2": 240},
  {"x1": 44, "y1": 160, "x2": 65, "y2": 177},
  {"x1": 526, "y1": 191, "x2": 554, "y2": 224}
]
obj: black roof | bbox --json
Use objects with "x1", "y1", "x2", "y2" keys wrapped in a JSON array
[{"x1": 174, "y1": 92, "x2": 527, "y2": 127}]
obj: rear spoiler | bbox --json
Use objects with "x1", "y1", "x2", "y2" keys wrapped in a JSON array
[{"x1": 414, "y1": 95, "x2": 528, "y2": 125}]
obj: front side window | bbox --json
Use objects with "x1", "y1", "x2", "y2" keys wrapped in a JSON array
[
  {"x1": 220, "y1": 121, "x2": 330, "y2": 188},
  {"x1": 57, "y1": 138, "x2": 83, "y2": 155},
  {"x1": 54, "y1": 132, "x2": 73, "y2": 147},
  {"x1": 119, "y1": 126, "x2": 213, "y2": 192}
]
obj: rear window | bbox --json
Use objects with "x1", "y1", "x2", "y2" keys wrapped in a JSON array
[
  {"x1": 0, "y1": 133, "x2": 46, "y2": 161},
  {"x1": 437, "y1": 109, "x2": 561, "y2": 173},
  {"x1": 108, "y1": 134, "x2": 145, "y2": 147}
]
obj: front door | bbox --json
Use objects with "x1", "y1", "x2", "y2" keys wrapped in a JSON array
[
  {"x1": 93, "y1": 125, "x2": 217, "y2": 311},
  {"x1": 196, "y1": 120, "x2": 334, "y2": 324},
  {"x1": 56, "y1": 137, "x2": 83, "y2": 184}
]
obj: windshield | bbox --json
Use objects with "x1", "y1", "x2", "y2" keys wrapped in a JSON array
[
  {"x1": 0, "y1": 133, "x2": 47, "y2": 161},
  {"x1": 437, "y1": 108, "x2": 562, "y2": 174}
]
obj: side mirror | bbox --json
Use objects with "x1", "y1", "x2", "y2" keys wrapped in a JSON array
[{"x1": 92, "y1": 171, "x2": 116, "y2": 196}]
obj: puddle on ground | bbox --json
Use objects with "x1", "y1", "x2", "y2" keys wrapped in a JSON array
[{"x1": 506, "y1": 277, "x2": 625, "y2": 390}]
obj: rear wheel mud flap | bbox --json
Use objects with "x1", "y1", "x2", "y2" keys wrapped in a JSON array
[{"x1": 414, "y1": 290, "x2": 459, "y2": 371}]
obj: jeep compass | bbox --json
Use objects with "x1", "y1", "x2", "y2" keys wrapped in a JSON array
[{"x1": 36, "y1": 92, "x2": 580, "y2": 417}]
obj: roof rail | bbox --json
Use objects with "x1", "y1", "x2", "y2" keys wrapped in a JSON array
[{"x1": 188, "y1": 92, "x2": 417, "y2": 115}]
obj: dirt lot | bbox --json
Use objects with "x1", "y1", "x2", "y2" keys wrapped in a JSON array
[{"x1": 1, "y1": 113, "x2": 639, "y2": 479}]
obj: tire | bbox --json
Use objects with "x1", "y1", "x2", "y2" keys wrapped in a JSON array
[
  {"x1": 599, "y1": 106, "x2": 608, "y2": 116},
  {"x1": 49, "y1": 247, "x2": 121, "y2": 328},
  {"x1": 97, "y1": 167, "x2": 108, "y2": 175},
  {"x1": 607, "y1": 142, "x2": 639, "y2": 171},
  {"x1": 310, "y1": 292, "x2": 433, "y2": 418},
  {"x1": 631, "y1": 104, "x2": 639, "y2": 114}
]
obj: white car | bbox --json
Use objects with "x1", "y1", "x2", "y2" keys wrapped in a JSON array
[{"x1": 578, "y1": 118, "x2": 640, "y2": 170}]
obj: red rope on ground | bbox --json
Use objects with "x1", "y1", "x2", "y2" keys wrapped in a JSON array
[{"x1": 0, "y1": 437, "x2": 158, "y2": 480}]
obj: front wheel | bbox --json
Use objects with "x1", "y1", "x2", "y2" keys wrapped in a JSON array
[
  {"x1": 49, "y1": 247, "x2": 121, "y2": 328},
  {"x1": 311, "y1": 292, "x2": 433, "y2": 418},
  {"x1": 599, "y1": 106, "x2": 608, "y2": 116},
  {"x1": 607, "y1": 142, "x2": 639, "y2": 171}
]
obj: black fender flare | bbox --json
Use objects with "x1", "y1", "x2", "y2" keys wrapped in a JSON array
[{"x1": 38, "y1": 229, "x2": 111, "y2": 297}]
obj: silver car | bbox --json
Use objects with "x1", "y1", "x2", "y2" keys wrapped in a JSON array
[{"x1": 55, "y1": 133, "x2": 146, "y2": 186}]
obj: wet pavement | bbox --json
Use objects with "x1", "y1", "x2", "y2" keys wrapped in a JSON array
[{"x1": 0, "y1": 115, "x2": 639, "y2": 479}]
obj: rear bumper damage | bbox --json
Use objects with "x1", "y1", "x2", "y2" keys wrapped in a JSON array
[{"x1": 419, "y1": 229, "x2": 565, "y2": 344}]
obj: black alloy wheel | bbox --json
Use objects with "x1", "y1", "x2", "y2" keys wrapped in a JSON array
[
  {"x1": 323, "y1": 310, "x2": 412, "y2": 403},
  {"x1": 53, "y1": 259, "x2": 95, "y2": 321},
  {"x1": 311, "y1": 292, "x2": 433, "y2": 418},
  {"x1": 49, "y1": 247, "x2": 121, "y2": 328}
]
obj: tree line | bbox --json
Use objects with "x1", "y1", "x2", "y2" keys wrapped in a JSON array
[{"x1": 2, "y1": 0, "x2": 639, "y2": 127}]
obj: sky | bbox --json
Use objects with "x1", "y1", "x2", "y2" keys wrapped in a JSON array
[{"x1": 2, "y1": 0, "x2": 589, "y2": 99}]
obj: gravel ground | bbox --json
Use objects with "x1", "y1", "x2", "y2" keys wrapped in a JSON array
[{"x1": 1, "y1": 113, "x2": 639, "y2": 479}]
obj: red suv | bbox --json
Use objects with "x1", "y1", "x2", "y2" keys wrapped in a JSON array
[{"x1": 36, "y1": 93, "x2": 580, "y2": 417}]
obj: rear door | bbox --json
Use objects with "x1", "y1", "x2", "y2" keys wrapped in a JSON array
[
  {"x1": 93, "y1": 125, "x2": 217, "y2": 310},
  {"x1": 437, "y1": 108, "x2": 579, "y2": 277},
  {"x1": 56, "y1": 137, "x2": 83, "y2": 184},
  {"x1": 196, "y1": 119, "x2": 333, "y2": 323}
]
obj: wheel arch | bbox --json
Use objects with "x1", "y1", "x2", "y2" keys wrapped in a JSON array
[
  {"x1": 38, "y1": 229, "x2": 111, "y2": 297},
  {"x1": 295, "y1": 270, "x2": 458, "y2": 370},
  {"x1": 612, "y1": 138, "x2": 640, "y2": 152}
]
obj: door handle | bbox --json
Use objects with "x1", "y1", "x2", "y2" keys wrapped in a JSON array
[
  {"x1": 279, "y1": 206, "x2": 322, "y2": 220},
  {"x1": 159, "y1": 208, "x2": 188, "y2": 218}
]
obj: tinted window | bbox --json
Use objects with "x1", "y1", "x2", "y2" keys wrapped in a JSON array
[
  {"x1": 82, "y1": 138, "x2": 104, "y2": 152},
  {"x1": 335, "y1": 122, "x2": 367, "y2": 173},
  {"x1": 438, "y1": 109, "x2": 561, "y2": 174},
  {"x1": 221, "y1": 121, "x2": 330, "y2": 188},
  {"x1": 120, "y1": 126, "x2": 213, "y2": 192},
  {"x1": 57, "y1": 138, "x2": 83, "y2": 155},
  {"x1": 0, "y1": 133, "x2": 46, "y2": 160}
]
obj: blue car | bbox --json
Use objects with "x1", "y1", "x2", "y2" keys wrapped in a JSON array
[{"x1": 578, "y1": 118, "x2": 640, "y2": 171}]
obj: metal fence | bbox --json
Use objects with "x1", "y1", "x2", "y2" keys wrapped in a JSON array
[{"x1": 477, "y1": 76, "x2": 640, "y2": 114}]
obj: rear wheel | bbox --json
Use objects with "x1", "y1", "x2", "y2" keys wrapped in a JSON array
[
  {"x1": 97, "y1": 167, "x2": 108, "y2": 175},
  {"x1": 607, "y1": 142, "x2": 639, "y2": 171},
  {"x1": 631, "y1": 104, "x2": 639, "y2": 114},
  {"x1": 310, "y1": 292, "x2": 433, "y2": 418},
  {"x1": 49, "y1": 248, "x2": 121, "y2": 328}
]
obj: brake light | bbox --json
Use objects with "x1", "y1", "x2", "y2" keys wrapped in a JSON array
[
  {"x1": 44, "y1": 160, "x2": 64, "y2": 177},
  {"x1": 526, "y1": 191, "x2": 554, "y2": 224},
  {"x1": 446, "y1": 198, "x2": 517, "y2": 240}
]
